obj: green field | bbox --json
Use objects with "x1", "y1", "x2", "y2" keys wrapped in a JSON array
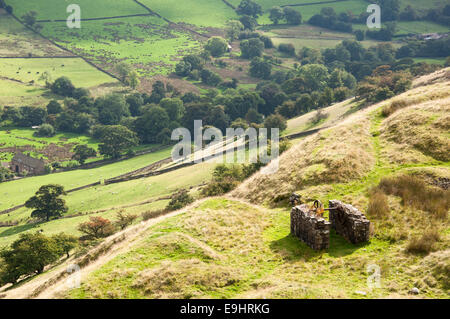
[
  {"x1": 256, "y1": 0, "x2": 368, "y2": 24},
  {"x1": 39, "y1": 16, "x2": 201, "y2": 76},
  {"x1": 4, "y1": 0, "x2": 147, "y2": 20},
  {"x1": 0, "y1": 161, "x2": 214, "y2": 247},
  {"x1": 0, "y1": 58, "x2": 117, "y2": 88},
  {"x1": 0, "y1": 146, "x2": 172, "y2": 211},
  {"x1": 67, "y1": 197, "x2": 448, "y2": 299},
  {"x1": 141, "y1": 0, "x2": 238, "y2": 27},
  {"x1": 0, "y1": 11, "x2": 65, "y2": 57},
  {"x1": 0, "y1": 78, "x2": 48, "y2": 107}
]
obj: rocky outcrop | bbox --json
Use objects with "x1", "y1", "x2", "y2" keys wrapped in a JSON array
[
  {"x1": 328, "y1": 200, "x2": 370, "y2": 244},
  {"x1": 291, "y1": 205, "x2": 331, "y2": 250}
]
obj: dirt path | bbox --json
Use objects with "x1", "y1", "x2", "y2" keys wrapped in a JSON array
[{"x1": 1, "y1": 199, "x2": 210, "y2": 299}]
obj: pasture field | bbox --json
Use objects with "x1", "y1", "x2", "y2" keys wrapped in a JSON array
[
  {"x1": 0, "y1": 162, "x2": 214, "y2": 247},
  {"x1": 257, "y1": 0, "x2": 368, "y2": 25},
  {"x1": 0, "y1": 78, "x2": 48, "y2": 107},
  {"x1": 0, "y1": 58, "x2": 118, "y2": 88},
  {"x1": 0, "y1": 146, "x2": 172, "y2": 212},
  {"x1": 3, "y1": 0, "x2": 147, "y2": 20},
  {"x1": 0, "y1": 127, "x2": 101, "y2": 164},
  {"x1": 262, "y1": 24, "x2": 399, "y2": 50},
  {"x1": 67, "y1": 197, "x2": 448, "y2": 299},
  {"x1": 227, "y1": 0, "x2": 330, "y2": 10},
  {"x1": 0, "y1": 10, "x2": 66, "y2": 57},
  {"x1": 40, "y1": 16, "x2": 201, "y2": 76},
  {"x1": 140, "y1": 0, "x2": 238, "y2": 28}
]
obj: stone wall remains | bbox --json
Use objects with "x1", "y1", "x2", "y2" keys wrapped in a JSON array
[
  {"x1": 329, "y1": 200, "x2": 370, "y2": 244},
  {"x1": 291, "y1": 205, "x2": 331, "y2": 250}
]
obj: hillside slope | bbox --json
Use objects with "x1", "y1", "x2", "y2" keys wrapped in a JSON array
[{"x1": 2, "y1": 69, "x2": 449, "y2": 299}]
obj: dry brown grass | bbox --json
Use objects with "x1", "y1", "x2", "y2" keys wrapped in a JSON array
[
  {"x1": 132, "y1": 258, "x2": 241, "y2": 299},
  {"x1": 408, "y1": 249, "x2": 450, "y2": 292},
  {"x1": 232, "y1": 119, "x2": 375, "y2": 204},
  {"x1": 377, "y1": 174, "x2": 449, "y2": 219},
  {"x1": 406, "y1": 228, "x2": 441, "y2": 254},
  {"x1": 367, "y1": 190, "x2": 390, "y2": 219},
  {"x1": 380, "y1": 93, "x2": 450, "y2": 164}
]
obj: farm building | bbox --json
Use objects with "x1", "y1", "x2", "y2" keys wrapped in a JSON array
[{"x1": 10, "y1": 153, "x2": 45, "y2": 176}]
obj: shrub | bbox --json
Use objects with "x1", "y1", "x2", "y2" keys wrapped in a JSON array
[
  {"x1": 367, "y1": 190, "x2": 390, "y2": 218},
  {"x1": 78, "y1": 217, "x2": 115, "y2": 239},
  {"x1": 377, "y1": 175, "x2": 449, "y2": 219},
  {"x1": 166, "y1": 189, "x2": 194, "y2": 211},
  {"x1": 0, "y1": 233, "x2": 60, "y2": 285},
  {"x1": 141, "y1": 209, "x2": 167, "y2": 221},
  {"x1": 407, "y1": 228, "x2": 440, "y2": 254},
  {"x1": 201, "y1": 177, "x2": 241, "y2": 196},
  {"x1": 34, "y1": 123, "x2": 55, "y2": 137},
  {"x1": 114, "y1": 211, "x2": 137, "y2": 230},
  {"x1": 381, "y1": 99, "x2": 408, "y2": 117}
]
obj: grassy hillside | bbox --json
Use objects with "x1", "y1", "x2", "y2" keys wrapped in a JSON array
[
  {"x1": 140, "y1": 0, "x2": 238, "y2": 28},
  {"x1": 0, "y1": 58, "x2": 117, "y2": 88},
  {"x1": 39, "y1": 16, "x2": 200, "y2": 76},
  {"x1": 29, "y1": 69, "x2": 444, "y2": 300},
  {"x1": 66, "y1": 197, "x2": 448, "y2": 299},
  {"x1": 4, "y1": 0, "x2": 147, "y2": 20}
]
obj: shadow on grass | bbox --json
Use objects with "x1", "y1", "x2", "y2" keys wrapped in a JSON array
[
  {"x1": 328, "y1": 230, "x2": 370, "y2": 257},
  {"x1": 0, "y1": 222, "x2": 43, "y2": 238},
  {"x1": 269, "y1": 233, "x2": 323, "y2": 262},
  {"x1": 270, "y1": 230, "x2": 370, "y2": 261}
]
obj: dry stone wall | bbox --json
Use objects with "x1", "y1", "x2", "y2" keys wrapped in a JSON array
[
  {"x1": 329, "y1": 200, "x2": 370, "y2": 244},
  {"x1": 291, "y1": 205, "x2": 331, "y2": 250}
]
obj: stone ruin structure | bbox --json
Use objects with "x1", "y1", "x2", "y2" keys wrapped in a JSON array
[
  {"x1": 290, "y1": 199, "x2": 371, "y2": 250},
  {"x1": 328, "y1": 200, "x2": 371, "y2": 244},
  {"x1": 291, "y1": 205, "x2": 331, "y2": 250}
]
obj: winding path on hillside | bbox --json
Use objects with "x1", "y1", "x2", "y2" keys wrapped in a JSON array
[{"x1": 0, "y1": 198, "x2": 213, "y2": 299}]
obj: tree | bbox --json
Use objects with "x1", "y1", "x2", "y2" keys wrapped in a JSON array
[
  {"x1": 240, "y1": 38, "x2": 264, "y2": 59},
  {"x1": 249, "y1": 57, "x2": 272, "y2": 79},
  {"x1": 264, "y1": 114, "x2": 287, "y2": 135},
  {"x1": 135, "y1": 106, "x2": 170, "y2": 143},
  {"x1": 166, "y1": 189, "x2": 194, "y2": 211},
  {"x1": 46, "y1": 100, "x2": 62, "y2": 115},
  {"x1": 34, "y1": 123, "x2": 55, "y2": 137},
  {"x1": 239, "y1": 15, "x2": 258, "y2": 30},
  {"x1": 126, "y1": 93, "x2": 144, "y2": 117},
  {"x1": 298, "y1": 64, "x2": 330, "y2": 91},
  {"x1": 204, "y1": 36, "x2": 229, "y2": 57},
  {"x1": 22, "y1": 11, "x2": 37, "y2": 27},
  {"x1": 0, "y1": 233, "x2": 60, "y2": 283},
  {"x1": 78, "y1": 217, "x2": 115, "y2": 239},
  {"x1": 126, "y1": 70, "x2": 140, "y2": 89},
  {"x1": 72, "y1": 144, "x2": 97, "y2": 165},
  {"x1": 284, "y1": 7, "x2": 302, "y2": 25},
  {"x1": 114, "y1": 211, "x2": 137, "y2": 230},
  {"x1": 245, "y1": 108, "x2": 263, "y2": 124},
  {"x1": 96, "y1": 94, "x2": 130, "y2": 125},
  {"x1": 160, "y1": 98, "x2": 185, "y2": 122},
  {"x1": 51, "y1": 77, "x2": 75, "y2": 97},
  {"x1": 236, "y1": 0, "x2": 262, "y2": 17},
  {"x1": 115, "y1": 62, "x2": 132, "y2": 82},
  {"x1": 269, "y1": 6, "x2": 284, "y2": 25},
  {"x1": 175, "y1": 60, "x2": 192, "y2": 77},
  {"x1": 200, "y1": 69, "x2": 223, "y2": 87},
  {"x1": 226, "y1": 20, "x2": 244, "y2": 42},
  {"x1": 355, "y1": 30, "x2": 365, "y2": 41},
  {"x1": 98, "y1": 125, "x2": 138, "y2": 158},
  {"x1": 52, "y1": 233, "x2": 78, "y2": 258},
  {"x1": 25, "y1": 184, "x2": 68, "y2": 222}
]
